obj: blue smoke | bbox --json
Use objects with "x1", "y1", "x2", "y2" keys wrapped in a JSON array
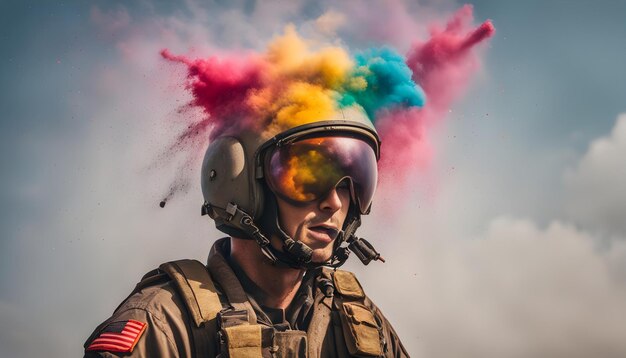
[{"x1": 339, "y1": 47, "x2": 426, "y2": 121}]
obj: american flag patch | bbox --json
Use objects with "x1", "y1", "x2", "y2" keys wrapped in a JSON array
[{"x1": 86, "y1": 319, "x2": 147, "y2": 353}]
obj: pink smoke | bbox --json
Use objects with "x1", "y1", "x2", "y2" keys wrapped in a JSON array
[
  {"x1": 407, "y1": 5, "x2": 495, "y2": 110},
  {"x1": 160, "y1": 49, "x2": 267, "y2": 141},
  {"x1": 376, "y1": 5, "x2": 494, "y2": 202}
]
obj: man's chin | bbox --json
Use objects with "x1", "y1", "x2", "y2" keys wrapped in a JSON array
[
  {"x1": 309, "y1": 248, "x2": 334, "y2": 264},
  {"x1": 267, "y1": 236, "x2": 333, "y2": 263}
]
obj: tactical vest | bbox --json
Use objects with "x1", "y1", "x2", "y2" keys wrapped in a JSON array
[{"x1": 137, "y1": 259, "x2": 386, "y2": 357}]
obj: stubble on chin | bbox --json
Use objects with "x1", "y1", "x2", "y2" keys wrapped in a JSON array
[
  {"x1": 310, "y1": 248, "x2": 334, "y2": 263},
  {"x1": 293, "y1": 222, "x2": 336, "y2": 262}
]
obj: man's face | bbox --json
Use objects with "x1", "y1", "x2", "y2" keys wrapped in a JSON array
[{"x1": 274, "y1": 185, "x2": 351, "y2": 263}]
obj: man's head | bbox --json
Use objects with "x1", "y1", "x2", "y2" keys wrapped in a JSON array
[{"x1": 200, "y1": 106, "x2": 381, "y2": 268}]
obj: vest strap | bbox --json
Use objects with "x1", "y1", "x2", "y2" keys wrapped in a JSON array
[
  {"x1": 159, "y1": 259, "x2": 222, "y2": 327},
  {"x1": 207, "y1": 245, "x2": 258, "y2": 325},
  {"x1": 160, "y1": 260, "x2": 223, "y2": 358}
]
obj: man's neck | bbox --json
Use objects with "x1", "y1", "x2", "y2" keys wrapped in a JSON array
[{"x1": 230, "y1": 238, "x2": 305, "y2": 309}]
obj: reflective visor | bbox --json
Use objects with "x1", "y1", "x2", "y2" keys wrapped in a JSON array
[{"x1": 265, "y1": 136, "x2": 378, "y2": 214}]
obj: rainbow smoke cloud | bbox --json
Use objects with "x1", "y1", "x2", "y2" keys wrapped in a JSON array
[
  {"x1": 160, "y1": 5, "x2": 494, "y2": 204},
  {"x1": 161, "y1": 25, "x2": 425, "y2": 139}
]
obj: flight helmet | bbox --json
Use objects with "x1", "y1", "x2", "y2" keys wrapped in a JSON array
[{"x1": 200, "y1": 106, "x2": 384, "y2": 268}]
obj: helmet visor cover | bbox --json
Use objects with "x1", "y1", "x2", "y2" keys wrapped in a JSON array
[{"x1": 265, "y1": 136, "x2": 378, "y2": 214}]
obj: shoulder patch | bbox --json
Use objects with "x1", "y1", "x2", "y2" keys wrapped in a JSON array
[{"x1": 86, "y1": 319, "x2": 147, "y2": 353}]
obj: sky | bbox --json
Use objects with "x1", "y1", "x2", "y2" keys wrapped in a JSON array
[{"x1": 1, "y1": 0, "x2": 626, "y2": 357}]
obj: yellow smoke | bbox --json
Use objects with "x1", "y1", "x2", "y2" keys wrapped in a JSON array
[
  {"x1": 257, "y1": 25, "x2": 355, "y2": 134},
  {"x1": 273, "y1": 82, "x2": 335, "y2": 131}
]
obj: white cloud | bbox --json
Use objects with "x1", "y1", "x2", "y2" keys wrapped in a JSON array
[
  {"x1": 354, "y1": 111, "x2": 626, "y2": 355},
  {"x1": 356, "y1": 216, "x2": 626, "y2": 358},
  {"x1": 564, "y1": 114, "x2": 626, "y2": 235}
]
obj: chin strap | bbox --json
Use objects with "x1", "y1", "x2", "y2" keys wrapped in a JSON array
[
  {"x1": 204, "y1": 198, "x2": 385, "y2": 269},
  {"x1": 204, "y1": 200, "x2": 314, "y2": 268},
  {"x1": 203, "y1": 202, "x2": 278, "y2": 264}
]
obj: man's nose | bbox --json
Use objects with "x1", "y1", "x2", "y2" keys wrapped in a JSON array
[{"x1": 319, "y1": 187, "x2": 343, "y2": 213}]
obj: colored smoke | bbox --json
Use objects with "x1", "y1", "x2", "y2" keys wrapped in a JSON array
[
  {"x1": 160, "y1": 5, "x2": 494, "y2": 203},
  {"x1": 160, "y1": 49, "x2": 266, "y2": 140},
  {"x1": 340, "y1": 47, "x2": 426, "y2": 120},
  {"x1": 162, "y1": 26, "x2": 423, "y2": 142},
  {"x1": 406, "y1": 5, "x2": 495, "y2": 110},
  {"x1": 377, "y1": 5, "x2": 494, "y2": 197}
]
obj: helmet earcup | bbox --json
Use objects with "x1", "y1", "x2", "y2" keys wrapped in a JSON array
[{"x1": 201, "y1": 136, "x2": 251, "y2": 217}]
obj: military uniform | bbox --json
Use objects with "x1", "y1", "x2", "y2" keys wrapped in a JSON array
[{"x1": 84, "y1": 238, "x2": 409, "y2": 357}]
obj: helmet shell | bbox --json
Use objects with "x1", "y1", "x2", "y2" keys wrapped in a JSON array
[{"x1": 200, "y1": 106, "x2": 380, "y2": 237}]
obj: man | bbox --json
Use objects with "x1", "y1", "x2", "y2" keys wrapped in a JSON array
[{"x1": 84, "y1": 106, "x2": 410, "y2": 357}]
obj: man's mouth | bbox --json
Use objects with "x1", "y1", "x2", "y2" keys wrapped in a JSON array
[{"x1": 308, "y1": 225, "x2": 340, "y2": 242}]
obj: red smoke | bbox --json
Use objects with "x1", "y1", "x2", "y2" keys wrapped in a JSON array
[{"x1": 160, "y1": 49, "x2": 266, "y2": 140}]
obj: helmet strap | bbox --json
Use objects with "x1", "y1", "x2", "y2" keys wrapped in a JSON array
[
  {"x1": 258, "y1": 188, "x2": 317, "y2": 268},
  {"x1": 228, "y1": 181, "x2": 384, "y2": 269},
  {"x1": 206, "y1": 202, "x2": 279, "y2": 264},
  {"x1": 208, "y1": 192, "x2": 384, "y2": 269},
  {"x1": 259, "y1": 184, "x2": 369, "y2": 269}
]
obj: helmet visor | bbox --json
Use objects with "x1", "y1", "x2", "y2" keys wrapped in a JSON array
[{"x1": 265, "y1": 136, "x2": 378, "y2": 214}]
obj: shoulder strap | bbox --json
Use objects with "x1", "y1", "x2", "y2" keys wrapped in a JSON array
[
  {"x1": 159, "y1": 259, "x2": 223, "y2": 358},
  {"x1": 159, "y1": 259, "x2": 222, "y2": 327},
  {"x1": 206, "y1": 251, "x2": 265, "y2": 357},
  {"x1": 332, "y1": 269, "x2": 385, "y2": 357},
  {"x1": 206, "y1": 247, "x2": 258, "y2": 325},
  {"x1": 161, "y1": 258, "x2": 264, "y2": 358}
]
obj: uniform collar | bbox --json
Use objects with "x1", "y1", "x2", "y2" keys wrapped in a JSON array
[{"x1": 207, "y1": 237, "x2": 318, "y2": 330}]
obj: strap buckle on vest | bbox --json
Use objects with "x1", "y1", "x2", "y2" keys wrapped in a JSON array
[
  {"x1": 217, "y1": 309, "x2": 264, "y2": 357},
  {"x1": 218, "y1": 309, "x2": 250, "y2": 328}
]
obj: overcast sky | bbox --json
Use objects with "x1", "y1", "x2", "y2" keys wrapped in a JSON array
[{"x1": 2, "y1": 1, "x2": 626, "y2": 357}]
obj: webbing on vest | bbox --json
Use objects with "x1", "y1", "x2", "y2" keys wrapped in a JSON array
[
  {"x1": 206, "y1": 247, "x2": 264, "y2": 357},
  {"x1": 159, "y1": 257, "x2": 382, "y2": 357},
  {"x1": 332, "y1": 269, "x2": 384, "y2": 357},
  {"x1": 160, "y1": 259, "x2": 223, "y2": 358},
  {"x1": 160, "y1": 260, "x2": 222, "y2": 326},
  {"x1": 207, "y1": 248, "x2": 258, "y2": 325},
  {"x1": 224, "y1": 325, "x2": 263, "y2": 357},
  {"x1": 161, "y1": 258, "x2": 263, "y2": 358}
]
